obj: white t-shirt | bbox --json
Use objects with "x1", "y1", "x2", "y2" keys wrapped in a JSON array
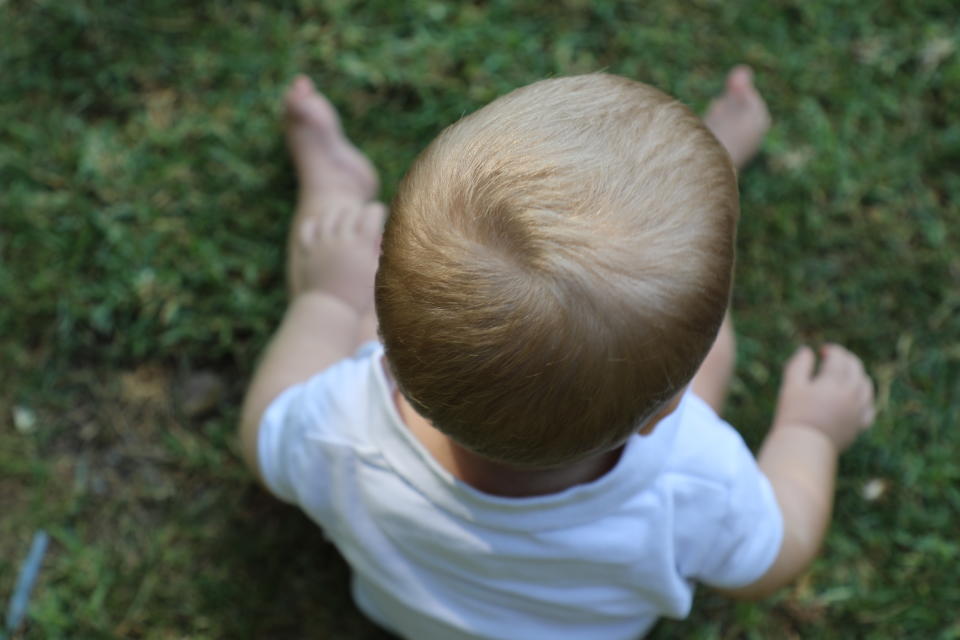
[{"x1": 259, "y1": 342, "x2": 783, "y2": 640}]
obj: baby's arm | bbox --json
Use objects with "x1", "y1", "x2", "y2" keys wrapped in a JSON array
[
  {"x1": 239, "y1": 200, "x2": 385, "y2": 478},
  {"x1": 721, "y1": 344, "x2": 875, "y2": 599}
]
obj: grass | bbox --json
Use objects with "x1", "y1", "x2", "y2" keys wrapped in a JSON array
[{"x1": 1, "y1": 0, "x2": 958, "y2": 637}]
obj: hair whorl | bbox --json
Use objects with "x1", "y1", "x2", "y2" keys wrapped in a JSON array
[{"x1": 376, "y1": 73, "x2": 738, "y2": 468}]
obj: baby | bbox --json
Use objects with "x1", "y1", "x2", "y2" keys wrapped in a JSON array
[{"x1": 240, "y1": 67, "x2": 875, "y2": 639}]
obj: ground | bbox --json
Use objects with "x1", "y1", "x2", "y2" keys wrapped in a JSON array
[{"x1": 1, "y1": 1, "x2": 959, "y2": 638}]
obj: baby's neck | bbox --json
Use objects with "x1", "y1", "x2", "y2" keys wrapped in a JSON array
[{"x1": 396, "y1": 392, "x2": 622, "y2": 497}]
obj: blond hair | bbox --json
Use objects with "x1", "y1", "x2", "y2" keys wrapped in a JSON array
[{"x1": 376, "y1": 73, "x2": 738, "y2": 469}]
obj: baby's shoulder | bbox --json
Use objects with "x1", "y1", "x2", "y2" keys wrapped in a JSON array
[
  {"x1": 661, "y1": 392, "x2": 759, "y2": 489},
  {"x1": 278, "y1": 341, "x2": 386, "y2": 446}
]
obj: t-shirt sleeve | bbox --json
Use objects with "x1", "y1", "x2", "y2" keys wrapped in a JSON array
[
  {"x1": 257, "y1": 381, "x2": 309, "y2": 504},
  {"x1": 694, "y1": 434, "x2": 784, "y2": 589},
  {"x1": 257, "y1": 341, "x2": 382, "y2": 506}
]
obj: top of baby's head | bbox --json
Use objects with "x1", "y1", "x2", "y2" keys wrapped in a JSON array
[{"x1": 376, "y1": 73, "x2": 739, "y2": 469}]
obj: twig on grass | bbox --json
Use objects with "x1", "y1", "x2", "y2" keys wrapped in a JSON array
[{"x1": 4, "y1": 530, "x2": 50, "y2": 638}]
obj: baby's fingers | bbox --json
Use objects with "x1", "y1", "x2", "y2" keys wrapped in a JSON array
[
  {"x1": 299, "y1": 206, "x2": 347, "y2": 246},
  {"x1": 820, "y1": 344, "x2": 859, "y2": 380},
  {"x1": 331, "y1": 201, "x2": 363, "y2": 236},
  {"x1": 783, "y1": 345, "x2": 816, "y2": 384}
]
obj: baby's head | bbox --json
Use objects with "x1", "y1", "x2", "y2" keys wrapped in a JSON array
[{"x1": 376, "y1": 73, "x2": 738, "y2": 469}]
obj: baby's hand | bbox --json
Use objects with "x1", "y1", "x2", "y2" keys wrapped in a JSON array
[
  {"x1": 773, "y1": 344, "x2": 875, "y2": 452},
  {"x1": 289, "y1": 199, "x2": 386, "y2": 313}
]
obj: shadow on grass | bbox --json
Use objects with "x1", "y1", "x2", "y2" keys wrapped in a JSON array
[
  {"x1": 203, "y1": 486, "x2": 396, "y2": 640},
  {"x1": 3, "y1": 364, "x2": 400, "y2": 639}
]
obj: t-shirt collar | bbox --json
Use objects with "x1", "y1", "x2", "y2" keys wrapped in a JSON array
[{"x1": 367, "y1": 344, "x2": 684, "y2": 532}]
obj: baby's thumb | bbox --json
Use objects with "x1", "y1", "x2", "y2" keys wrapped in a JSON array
[{"x1": 784, "y1": 345, "x2": 815, "y2": 383}]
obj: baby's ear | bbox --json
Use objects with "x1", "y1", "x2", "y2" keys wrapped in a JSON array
[
  {"x1": 638, "y1": 392, "x2": 684, "y2": 436},
  {"x1": 637, "y1": 420, "x2": 658, "y2": 436}
]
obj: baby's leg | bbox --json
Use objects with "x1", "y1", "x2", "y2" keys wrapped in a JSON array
[
  {"x1": 284, "y1": 75, "x2": 384, "y2": 344},
  {"x1": 691, "y1": 311, "x2": 736, "y2": 413},
  {"x1": 691, "y1": 66, "x2": 770, "y2": 414}
]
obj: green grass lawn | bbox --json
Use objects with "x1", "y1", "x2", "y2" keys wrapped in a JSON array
[{"x1": 2, "y1": 0, "x2": 958, "y2": 637}]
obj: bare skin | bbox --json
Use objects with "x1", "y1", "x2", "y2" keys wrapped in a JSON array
[
  {"x1": 703, "y1": 65, "x2": 772, "y2": 171},
  {"x1": 284, "y1": 75, "x2": 378, "y2": 204}
]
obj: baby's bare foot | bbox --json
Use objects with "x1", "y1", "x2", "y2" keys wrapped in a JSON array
[
  {"x1": 283, "y1": 76, "x2": 385, "y2": 301},
  {"x1": 285, "y1": 75, "x2": 378, "y2": 203},
  {"x1": 704, "y1": 66, "x2": 771, "y2": 170}
]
